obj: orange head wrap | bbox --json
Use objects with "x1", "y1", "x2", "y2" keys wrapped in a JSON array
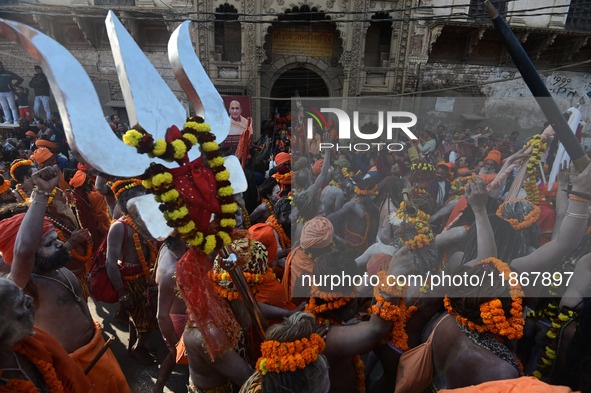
[
  {"x1": 300, "y1": 217, "x2": 333, "y2": 250},
  {"x1": 312, "y1": 159, "x2": 324, "y2": 176},
  {"x1": 248, "y1": 223, "x2": 278, "y2": 263},
  {"x1": 30, "y1": 147, "x2": 53, "y2": 165},
  {"x1": 25, "y1": 131, "x2": 37, "y2": 138},
  {"x1": 35, "y1": 139, "x2": 57, "y2": 151},
  {"x1": 69, "y1": 170, "x2": 87, "y2": 188},
  {"x1": 275, "y1": 152, "x2": 291, "y2": 167},
  {"x1": 485, "y1": 150, "x2": 501, "y2": 166},
  {"x1": 0, "y1": 213, "x2": 54, "y2": 265}
]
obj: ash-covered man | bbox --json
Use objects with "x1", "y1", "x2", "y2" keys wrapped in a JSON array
[{"x1": 0, "y1": 165, "x2": 130, "y2": 393}]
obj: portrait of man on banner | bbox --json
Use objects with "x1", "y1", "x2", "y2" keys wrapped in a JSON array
[{"x1": 222, "y1": 96, "x2": 252, "y2": 147}]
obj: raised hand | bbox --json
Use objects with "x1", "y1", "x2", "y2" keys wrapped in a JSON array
[
  {"x1": 32, "y1": 165, "x2": 60, "y2": 193},
  {"x1": 465, "y1": 176, "x2": 488, "y2": 212}
]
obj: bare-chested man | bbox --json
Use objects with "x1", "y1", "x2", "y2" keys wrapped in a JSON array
[
  {"x1": 106, "y1": 179, "x2": 159, "y2": 364},
  {"x1": 2, "y1": 165, "x2": 130, "y2": 392}
]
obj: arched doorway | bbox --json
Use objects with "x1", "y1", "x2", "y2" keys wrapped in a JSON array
[{"x1": 269, "y1": 67, "x2": 329, "y2": 116}]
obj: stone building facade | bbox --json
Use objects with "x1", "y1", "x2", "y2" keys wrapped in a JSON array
[{"x1": 0, "y1": 0, "x2": 590, "y2": 132}]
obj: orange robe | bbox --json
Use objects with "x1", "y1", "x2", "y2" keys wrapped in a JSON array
[
  {"x1": 282, "y1": 247, "x2": 314, "y2": 302},
  {"x1": 68, "y1": 321, "x2": 131, "y2": 393},
  {"x1": 439, "y1": 376, "x2": 576, "y2": 393},
  {"x1": 0, "y1": 327, "x2": 91, "y2": 393}
]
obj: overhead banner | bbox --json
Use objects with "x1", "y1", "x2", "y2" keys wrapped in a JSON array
[{"x1": 271, "y1": 31, "x2": 334, "y2": 57}]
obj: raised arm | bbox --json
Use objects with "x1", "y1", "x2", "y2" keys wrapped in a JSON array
[
  {"x1": 551, "y1": 162, "x2": 570, "y2": 241},
  {"x1": 512, "y1": 161, "x2": 591, "y2": 274},
  {"x1": 11, "y1": 165, "x2": 60, "y2": 288},
  {"x1": 464, "y1": 177, "x2": 496, "y2": 265}
]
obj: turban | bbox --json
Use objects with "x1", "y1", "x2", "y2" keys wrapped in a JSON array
[
  {"x1": 0, "y1": 213, "x2": 54, "y2": 265},
  {"x1": 249, "y1": 223, "x2": 278, "y2": 262},
  {"x1": 77, "y1": 162, "x2": 91, "y2": 172},
  {"x1": 300, "y1": 217, "x2": 333, "y2": 250},
  {"x1": 25, "y1": 131, "x2": 37, "y2": 138},
  {"x1": 275, "y1": 152, "x2": 291, "y2": 167},
  {"x1": 485, "y1": 150, "x2": 501, "y2": 166},
  {"x1": 69, "y1": 170, "x2": 87, "y2": 188},
  {"x1": 31, "y1": 147, "x2": 53, "y2": 165},
  {"x1": 312, "y1": 159, "x2": 324, "y2": 176},
  {"x1": 35, "y1": 139, "x2": 57, "y2": 151}
]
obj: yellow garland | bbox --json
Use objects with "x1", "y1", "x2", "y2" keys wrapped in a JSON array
[
  {"x1": 10, "y1": 159, "x2": 34, "y2": 182},
  {"x1": 0, "y1": 178, "x2": 10, "y2": 194},
  {"x1": 395, "y1": 201, "x2": 431, "y2": 223}
]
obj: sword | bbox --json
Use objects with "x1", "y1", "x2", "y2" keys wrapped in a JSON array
[
  {"x1": 219, "y1": 246, "x2": 268, "y2": 340},
  {"x1": 485, "y1": 0, "x2": 590, "y2": 172}
]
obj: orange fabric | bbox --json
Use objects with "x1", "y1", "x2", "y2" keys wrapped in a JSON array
[
  {"x1": 249, "y1": 223, "x2": 278, "y2": 262},
  {"x1": 283, "y1": 247, "x2": 314, "y2": 302},
  {"x1": 478, "y1": 174, "x2": 496, "y2": 185},
  {"x1": 439, "y1": 376, "x2": 576, "y2": 393},
  {"x1": 25, "y1": 131, "x2": 37, "y2": 138},
  {"x1": 88, "y1": 191, "x2": 111, "y2": 239},
  {"x1": 57, "y1": 169, "x2": 70, "y2": 191},
  {"x1": 0, "y1": 213, "x2": 54, "y2": 265},
  {"x1": 275, "y1": 152, "x2": 291, "y2": 167},
  {"x1": 176, "y1": 334, "x2": 189, "y2": 364},
  {"x1": 485, "y1": 150, "x2": 501, "y2": 166},
  {"x1": 313, "y1": 159, "x2": 324, "y2": 176},
  {"x1": 457, "y1": 167, "x2": 470, "y2": 175},
  {"x1": 236, "y1": 120, "x2": 253, "y2": 168},
  {"x1": 35, "y1": 139, "x2": 57, "y2": 151},
  {"x1": 539, "y1": 181, "x2": 559, "y2": 198},
  {"x1": 69, "y1": 170, "x2": 87, "y2": 188},
  {"x1": 446, "y1": 196, "x2": 468, "y2": 229},
  {"x1": 69, "y1": 321, "x2": 131, "y2": 393},
  {"x1": 300, "y1": 217, "x2": 333, "y2": 250},
  {"x1": 0, "y1": 327, "x2": 91, "y2": 393},
  {"x1": 31, "y1": 147, "x2": 53, "y2": 164},
  {"x1": 257, "y1": 279, "x2": 297, "y2": 325}
]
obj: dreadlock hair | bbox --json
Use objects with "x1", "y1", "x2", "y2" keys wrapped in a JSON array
[
  {"x1": 447, "y1": 263, "x2": 514, "y2": 325},
  {"x1": 258, "y1": 177, "x2": 278, "y2": 202},
  {"x1": 113, "y1": 181, "x2": 146, "y2": 215},
  {"x1": 274, "y1": 197, "x2": 291, "y2": 218},
  {"x1": 411, "y1": 195, "x2": 437, "y2": 216},
  {"x1": 393, "y1": 221, "x2": 439, "y2": 274},
  {"x1": 294, "y1": 191, "x2": 318, "y2": 221},
  {"x1": 461, "y1": 215, "x2": 523, "y2": 264},
  {"x1": 409, "y1": 160, "x2": 436, "y2": 186},
  {"x1": 376, "y1": 176, "x2": 405, "y2": 208},
  {"x1": 0, "y1": 203, "x2": 28, "y2": 221},
  {"x1": 10, "y1": 160, "x2": 33, "y2": 184},
  {"x1": 261, "y1": 312, "x2": 329, "y2": 393},
  {"x1": 497, "y1": 199, "x2": 540, "y2": 252}
]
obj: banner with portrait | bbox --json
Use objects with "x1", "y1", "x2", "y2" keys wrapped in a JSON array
[{"x1": 222, "y1": 96, "x2": 252, "y2": 148}]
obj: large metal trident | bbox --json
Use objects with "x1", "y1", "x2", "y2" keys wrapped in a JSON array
[{"x1": 0, "y1": 13, "x2": 267, "y2": 338}]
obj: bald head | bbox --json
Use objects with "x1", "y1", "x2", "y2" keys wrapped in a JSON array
[{"x1": 229, "y1": 100, "x2": 242, "y2": 121}]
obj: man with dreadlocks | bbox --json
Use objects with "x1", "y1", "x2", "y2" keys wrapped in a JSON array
[
  {"x1": 0, "y1": 175, "x2": 16, "y2": 205},
  {"x1": 106, "y1": 179, "x2": 159, "y2": 364},
  {"x1": 327, "y1": 177, "x2": 379, "y2": 258}
]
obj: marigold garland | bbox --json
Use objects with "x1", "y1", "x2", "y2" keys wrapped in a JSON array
[
  {"x1": 208, "y1": 268, "x2": 275, "y2": 301},
  {"x1": 10, "y1": 159, "x2": 34, "y2": 182},
  {"x1": 355, "y1": 184, "x2": 378, "y2": 196},
  {"x1": 123, "y1": 216, "x2": 158, "y2": 281},
  {"x1": 402, "y1": 222, "x2": 434, "y2": 250},
  {"x1": 531, "y1": 309, "x2": 577, "y2": 380},
  {"x1": 263, "y1": 198, "x2": 275, "y2": 216},
  {"x1": 54, "y1": 228, "x2": 92, "y2": 263},
  {"x1": 266, "y1": 214, "x2": 291, "y2": 249},
  {"x1": 240, "y1": 206, "x2": 251, "y2": 229},
  {"x1": 329, "y1": 180, "x2": 342, "y2": 190},
  {"x1": 496, "y1": 199, "x2": 541, "y2": 231},
  {"x1": 395, "y1": 201, "x2": 431, "y2": 224},
  {"x1": 450, "y1": 174, "x2": 476, "y2": 198},
  {"x1": 524, "y1": 135, "x2": 547, "y2": 205},
  {"x1": 256, "y1": 333, "x2": 326, "y2": 375},
  {"x1": 444, "y1": 257, "x2": 525, "y2": 340},
  {"x1": 111, "y1": 179, "x2": 143, "y2": 199},
  {"x1": 0, "y1": 178, "x2": 10, "y2": 194},
  {"x1": 411, "y1": 162, "x2": 435, "y2": 172},
  {"x1": 13, "y1": 342, "x2": 65, "y2": 393},
  {"x1": 123, "y1": 118, "x2": 236, "y2": 255}
]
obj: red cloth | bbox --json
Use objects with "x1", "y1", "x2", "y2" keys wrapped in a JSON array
[
  {"x1": 538, "y1": 199, "x2": 556, "y2": 246},
  {"x1": 283, "y1": 247, "x2": 314, "y2": 302},
  {"x1": 236, "y1": 119, "x2": 252, "y2": 168},
  {"x1": 0, "y1": 327, "x2": 91, "y2": 393},
  {"x1": 0, "y1": 213, "x2": 54, "y2": 265}
]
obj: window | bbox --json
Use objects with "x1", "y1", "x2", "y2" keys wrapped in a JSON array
[
  {"x1": 566, "y1": 0, "x2": 591, "y2": 31},
  {"x1": 214, "y1": 4, "x2": 241, "y2": 62},
  {"x1": 468, "y1": 0, "x2": 508, "y2": 22},
  {"x1": 364, "y1": 13, "x2": 392, "y2": 67}
]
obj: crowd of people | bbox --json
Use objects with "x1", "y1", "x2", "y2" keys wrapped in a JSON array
[{"x1": 0, "y1": 99, "x2": 590, "y2": 393}]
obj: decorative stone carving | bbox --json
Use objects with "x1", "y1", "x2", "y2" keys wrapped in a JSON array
[
  {"x1": 72, "y1": 17, "x2": 95, "y2": 48},
  {"x1": 196, "y1": 0, "x2": 211, "y2": 70},
  {"x1": 33, "y1": 15, "x2": 54, "y2": 38},
  {"x1": 428, "y1": 24, "x2": 443, "y2": 54}
]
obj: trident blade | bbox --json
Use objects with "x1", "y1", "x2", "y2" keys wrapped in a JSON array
[
  {"x1": 0, "y1": 19, "x2": 153, "y2": 177},
  {"x1": 106, "y1": 11, "x2": 186, "y2": 138},
  {"x1": 168, "y1": 21, "x2": 230, "y2": 144}
]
